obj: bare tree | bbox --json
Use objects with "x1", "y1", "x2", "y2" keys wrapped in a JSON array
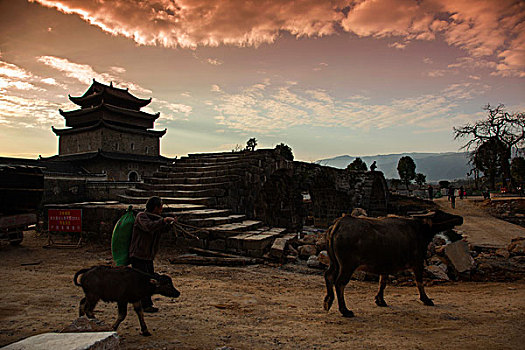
[{"x1": 454, "y1": 104, "x2": 525, "y2": 189}]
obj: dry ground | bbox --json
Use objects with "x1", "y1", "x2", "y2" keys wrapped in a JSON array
[{"x1": 1, "y1": 231, "x2": 524, "y2": 350}]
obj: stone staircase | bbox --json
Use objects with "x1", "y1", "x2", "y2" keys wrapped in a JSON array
[{"x1": 118, "y1": 152, "x2": 288, "y2": 257}]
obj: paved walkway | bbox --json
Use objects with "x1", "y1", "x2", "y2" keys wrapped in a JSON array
[{"x1": 434, "y1": 197, "x2": 525, "y2": 248}]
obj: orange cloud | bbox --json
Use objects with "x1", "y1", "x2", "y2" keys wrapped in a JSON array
[{"x1": 31, "y1": 0, "x2": 525, "y2": 76}]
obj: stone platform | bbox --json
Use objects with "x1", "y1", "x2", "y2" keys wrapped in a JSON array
[{"x1": 2, "y1": 332, "x2": 119, "y2": 350}]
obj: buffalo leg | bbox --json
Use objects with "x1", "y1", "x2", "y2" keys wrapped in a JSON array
[
  {"x1": 335, "y1": 266, "x2": 356, "y2": 317},
  {"x1": 323, "y1": 262, "x2": 337, "y2": 311},
  {"x1": 85, "y1": 294, "x2": 99, "y2": 319},
  {"x1": 132, "y1": 301, "x2": 151, "y2": 336},
  {"x1": 79, "y1": 297, "x2": 87, "y2": 317},
  {"x1": 112, "y1": 301, "x2": 128, "y2": 331},
  {"x1": 375, "y1": 274, "x2": 388, "y2": 307},
  {"x1": 413, "y1": 265, "x2": 434, "y2": 306}
]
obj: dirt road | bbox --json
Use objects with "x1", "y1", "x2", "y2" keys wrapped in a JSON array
[
  {"x1": 1, "y1": 231, "x2": 524, "y2": 349},
  {"x1": 435, "y1": 197, "x2": 525, "y2": 248}
]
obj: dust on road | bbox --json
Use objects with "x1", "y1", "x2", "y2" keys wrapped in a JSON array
[{"x1": 1, "y1": 231, "x2": 524, "y2": 349}]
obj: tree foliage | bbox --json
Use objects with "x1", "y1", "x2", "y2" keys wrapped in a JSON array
[
  {"x1": 473, "y1": 138, "x2": 509, "y2": 189},
  {"x1": 346, "y1": 157, "x2": 368, "y2": 171},
  {"x1": 397, "y1": 156, "x2": 416, "y2": 190},
  {"x1": 439, "y1": 180, "x2": 450, "y2": 189},
  {"x1": 415, "y1": 173, "x2": 427, "y2": 187},
  {"x1": 454, "y1": 104, "x2": 525, "y2": 189},
  {"x1": 275, "y1": 143, "x2": 294, "y2": 161},
  {"x1": 246, "y1": 138, "x2": 257, "y2": 151},
  {"x1": 511, "y1": 156, "x2": 525, "y2": 184}
]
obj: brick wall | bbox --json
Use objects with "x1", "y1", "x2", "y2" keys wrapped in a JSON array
[{"x1": 59, "y1": 127, "x2": 159, "y2": 156}]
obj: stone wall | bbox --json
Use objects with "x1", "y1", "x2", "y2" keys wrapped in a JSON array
[
  {"x1": 218, "y1": 149, "x2": 388, "y2": 230},
  {"x1": 59, "y1": 127, "x2": 159, "y2": 156},
  {"x1": 43, "y1": 177, "x2": 135, "y2": 205},
  {"x1": 80, "y1": 158, "x2": 160, "y2": 181},
  {"x1": 293, "y1": 162, "x2": 388, "y2": 227}
]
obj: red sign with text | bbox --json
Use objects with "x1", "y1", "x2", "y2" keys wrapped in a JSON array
[{"x1": 48, "y1": 209, "x2": 82, "y2": 232}]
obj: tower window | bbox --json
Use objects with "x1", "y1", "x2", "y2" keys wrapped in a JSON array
[{"x1": 131, "y1": 143, "x2": 134, "y2": 151}]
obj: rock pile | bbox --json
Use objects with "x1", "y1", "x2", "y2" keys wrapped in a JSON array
[{"x1": 284, "y1": 225, "x2": 525, "y2": 283}]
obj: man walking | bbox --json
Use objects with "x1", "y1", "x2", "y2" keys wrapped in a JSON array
[{"x1": 129, "y1": 196, "x2": 175, "y2": 312}]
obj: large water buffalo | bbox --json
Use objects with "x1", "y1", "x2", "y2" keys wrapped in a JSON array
[
  {"x1": 323, "y1": 209, "x2": 463, "y2": 317},
  {"x1": 74, "y1": 265, "x2": 180, "y2": 336}
]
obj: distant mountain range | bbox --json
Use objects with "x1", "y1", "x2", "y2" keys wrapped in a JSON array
[{"x1": 316, "y1": 152, "x2": 471, "y2": 181}]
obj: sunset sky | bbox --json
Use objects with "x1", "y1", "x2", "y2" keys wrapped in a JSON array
[{"x1": 0, "y1": 0, "x2": 524, "y2": 161}]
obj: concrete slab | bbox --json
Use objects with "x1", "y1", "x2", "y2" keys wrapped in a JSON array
[{"x1": 2, "y1": 332, "x2": 119, "y2": 350}]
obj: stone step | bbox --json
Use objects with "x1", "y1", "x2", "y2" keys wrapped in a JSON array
[
  {"x1": 159, "y1": 162, "x2": 252, "y2": 173},
  {"x1": 153, "y1": 168, "x2": 246, "y2": 178},
  {"x1": 226, "y1": 227, "x2": 288, "y2": 256},
  {"x1": 125, "y1": 188, "x2": 226, "y2": 198},
  {"x1": 167, "y1": 208, "x2": 232, "y2": 219},
  {"x1": 176, "y1": 156, "x2": 250, "y2": 165},
  {"x1": 186, "y1": 214, "x2": 246, "y2": 227},
  {"x1": 206, "y1": 220, "x2": 263, "y2": 238},
  {"x1": 136, "y1": 182, "x2": 232, "y2": 191},
  {"x1": 118, "y1": 195, "x2": 216, "y2": 206},
  {"x1": 143, "y1": 174, "x2": 241, "y2": 185}
]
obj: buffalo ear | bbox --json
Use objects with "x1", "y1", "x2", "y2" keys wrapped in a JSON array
[{"x1": 150, "y1": 278, "x2": 160, "y2": 287}]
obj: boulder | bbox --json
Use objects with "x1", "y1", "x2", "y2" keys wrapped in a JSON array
[
  {"x1": 307, "y1": 255, "x2": 321, "y2": 268},
  {"x1": 444, "y1": 240, "x2": 476, "y2": 273},
  {"x1": 351, "y1": 208, "x2": 367, "y2": 217},
  {"x1": 317, "y1": 250, "x2": 330, "y2": 266},
  {"x1": 508, "y1": 237, "x2": 525, "y2": 256},
  {"x1": 315, "y1": 233, "x2": 328, "y2": 251},
  {"x1": 298, "y1": 244, "x2": 317, "y2": 259},
  {"x1": 425, "y1": 264, "x2": 450, "y2": 281}
]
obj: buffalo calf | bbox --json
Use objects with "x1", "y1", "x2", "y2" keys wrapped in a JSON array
[
  {"x1": 74, "y1": 265, "x2": 180, "y2": 336},
  {"x1": 323, "y1": 209, "x2": 463, "y2": 317}
]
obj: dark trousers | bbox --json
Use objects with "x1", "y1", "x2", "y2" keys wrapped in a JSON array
[{"x1": 130, "y1": 257, "x2": 155, "y2": 308}]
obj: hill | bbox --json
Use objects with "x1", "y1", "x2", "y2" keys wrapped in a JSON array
[{"x1": 316, "y1": 152, "x2": 471, "y2": 181}]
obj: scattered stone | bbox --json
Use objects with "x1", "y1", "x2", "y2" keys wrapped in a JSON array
[
  {"x1": 61, "y1": 317, "x2": 112, "y2": 333},
  {"x1": 298, "y1": 234, "x2": 317, "y2": 245},
  {"x1": 426, "y1": 265, "x2": 450, "y2": 281},
  {"x1": 508, "y1": 237, "x2": 525, "y2": 256},
  {"x1": 286, "y1": 255, "x2": 298, "y2": 263},
  {"x1": 317, "y1": 250, "x2": 330, "y2": 266},
  {"x1": 307, "y1": 255, "x2": 321, "y2": 268},
  {"x1": 495, "y1": 248, "x2": 510, "y2": 259},
  {"x1": 351, "y1": 208, "x2": 367, "y2": 217},
  {"x1": 445, "y1": 240, "x2": 476, "y2": 273},
  {"x1": 315, "y1": 233, "x2": 328, "y2": 251},
  {"x1": 270, "y1": 238, "x2": 288, "y2": 259},
  {"x1": 3, "y1": 332, "x2": 119, "y2": 350},
  {"x1": 352, "y1": 270, "x2": 367, "y2": 281},
  {"x1": 298, "y1": 244, "x2": 317, "y2": 259}
]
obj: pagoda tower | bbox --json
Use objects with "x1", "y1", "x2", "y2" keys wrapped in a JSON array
[{"x1": 50, "y1": 80, "x2": 171, "y2": 181}]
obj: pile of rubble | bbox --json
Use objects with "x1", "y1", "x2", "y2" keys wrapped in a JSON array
[
  {"x1": 268, "y1": 221, "x2": 525, "y2": 283},
  {"x1": 483, "y1": 198, "x2": 525, "y2": 228}
]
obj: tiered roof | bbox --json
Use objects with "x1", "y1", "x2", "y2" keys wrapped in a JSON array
[
  {"x1": 68, "y1": 80, "x2": 151, "y2": 110},
  {"x1": 53, "y1": 80, "x2": 164, "y2": 137}
]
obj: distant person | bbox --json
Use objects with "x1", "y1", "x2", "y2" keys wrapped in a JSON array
[
  {"x1": 450, "y1": 188, "x2": 456, "y2": 209},
  {"x1": 370, "y1": 161, "x2": 377, "y2": 171},
  {"x1": 459, "y1": 186, "x2": 464, "y2": 200},
  {"x1": 448, "y1": 186, "x2": 454, "y2": 201},
  {"x1": 129, "y1": 196, "x2": 176, "y2": 313},
  {"x1": 428, "y1": 185, "x2": 434, "y2": 201}
]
